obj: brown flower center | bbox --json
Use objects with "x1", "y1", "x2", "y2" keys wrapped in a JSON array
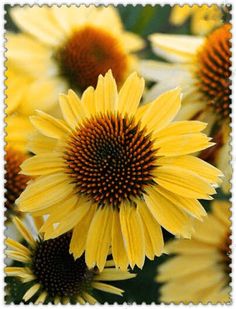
[
  {"x1": 5, "y1": 147, "x2": 30, "y2": 218},
  {"x1": 65, "y1": 113, "x2": 156, "y2": 207},
  {"x1": 197, "y1": 24, "x2": 232, "y2": 119},
  {"x1": 56, "y1": 25, "x2": 128, "y2": 92},
  {"x1": 32, "y1": 233, "x2": 94, "y2": 300}
]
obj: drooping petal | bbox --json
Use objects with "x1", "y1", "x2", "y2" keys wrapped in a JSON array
[
  {"x1": 85, "y1": 206, "x2": 113, "y2": 271},
  {"x1": 70, "y1": 204, "x2": 96, "y2": 259},
  {"x1": 137, "y1": 199, "x2": 164, "y2": 259},
  {"x1": 111, "y1": 210, "x2": 129, "y2": 271},
  {"x1": 144, "y1": 186, "x2": 193, "y2": 237},
  {"x1": 119, "y1": 202, "x2": 145, "y2": 269}
]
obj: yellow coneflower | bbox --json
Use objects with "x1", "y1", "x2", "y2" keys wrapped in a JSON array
[
  {"x1": 16, "y1": 70, "x2": 222, "y2": 271},
  {"x1": 7, "y1": 5, "x2": 143, "y2": 95},
  {"x1": 170, "y1": 4, "x2": 223, "y2": 35},
  {"x1": 157, "y1": 200, "x2": 231, "y2": 304},
  {"x1": 5, "y1": 216, "x2": 136, "y2": 304},
  {"x1": 141, "y1": 24, "x2": 231, "y2": 192}
]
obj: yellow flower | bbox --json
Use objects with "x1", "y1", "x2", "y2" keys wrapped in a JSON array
[
  {"x1": 16, "y1": 70, "x2": 222, "y2": 271},
  {"x1": 157, "y1": 200, "x2": 231, "y2": 304},
  {"x1": 141, "y1": 24, "x2": 231, "y2": 193},
  {"x1": 170, "y1": 4, "x2": 223, "y2": 35},
  {"x1": 5, "y1": 216, "x2": 135, "y2": 304},
  {"x1": 8, "y1": 5, "x2": 143, "y2": 94}
]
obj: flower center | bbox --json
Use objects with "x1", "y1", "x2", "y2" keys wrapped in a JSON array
[
  {"x1": 65, "y1": 113, "x2": 156, "y2": 207},
  {"x1": 5, "y1": 147, "x2": 30, "y2": 218},
  {"x1": 197, "y1": 24, "x2": 232, "y2": 119},
  {"x1": 32, "y1": 233, "x2": 94, "y2": 299},
  {"x1": 56, "y1": 25, "x2": 128, "y2": 92}
]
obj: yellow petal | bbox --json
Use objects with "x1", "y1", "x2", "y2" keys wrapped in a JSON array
[
  {"x1": 30, "y1": 110, "x2": 71, "y2": 139},
  {"x1": 23, "y1": 283, "x2": 41, "y2": 302},
  {"x1": 95, "y1": 70, "x2": 118, "y2": 113},
  {"x1": 156, "y1": 155, "x2": 223, "y2": 185},
  {"x1": 81, "y1": 86, "x2": 95, "y2": 117},
  {"x1": 150, "y1": 33, "x2": 203, "y2": 62},
  {"x1": 92, "y1": 282, "x2": 123, "y2": 296},
  {"x1": 40, "y1": 196, "x2": 78, "y2": 233},
  {"x1": 154, "y1": 133, "x2": 214, "y2": 156},
  {"x1": 44, "y1": 201, "x2": 92, "y2": 239},
  {"x1": 82, "y1": 292, "x2": 97, "y2": 304},
  {"x1": 155, "y1": 121, "x2": 207, "y2": 139},
  {"x1": 140, "y1": 88, "x2": 181, "y2": 134},
  {"x1": 12, "y1": 217, "x2": 35, "y2": 247},
  {"x1": 28, "y1": 133, "x2": 57, "y2": 154},
  {"x1": 70, "y1": 204, "x2": 96, "y2": 259},
  {"x1": 118, "y1": 72, "x2": 144, "y2": 116},
  {"x1": 59, "y1": 90, "x2": 83, "y2": 129},
  {"x1": 119, "y1": 202, "x2": 145, "y2": 269},
  {"x1": 35, "y1": 292, "x2": 47, "y2": 305},
  {"x1": 85, "y1": 207, "x2": 113, "y2": 271},
  {"x1": 154, "y1": 185, "x2": 206, "y2": 220},
  {"x1": 137, "y1": 200, "x2": 164, "y2": 258},
  {"x1": 5, "y1": 238, "x2": 31, "y2": 256},
  {"x1": 95, "y1": 269, "x2": 136, "y2": 281},
  {"x1": 20, "y1": 153, "x2": 64, "y2": 176},
  {"x1": 144, "y1": 186, "x2": 192, "y2": 237},
  {"x1": 111, "y1": 210, "x2": 129, "y2": 271},
  {"x1": 153, "y1": 166, "x2": 216, "y2": 199},
  {"x1": 17, "y1": 173, "x2": 75, "y2": 212}
]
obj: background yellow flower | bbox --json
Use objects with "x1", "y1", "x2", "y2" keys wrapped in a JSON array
[{"x1": 157, "y1": 200, "x2": 231, "y2": 304}]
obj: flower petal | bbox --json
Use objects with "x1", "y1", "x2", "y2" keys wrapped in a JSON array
[
  {"x1": 85, "y1": 206, "x2": 113, "y2": 271},
  {"x1": 144, "y1": 186, "x2": 193, "y2": 237},
  {"x1": 153, "y1": 166, "x2": 216, "y2": 199},
  {"x1": 119, "y1": 202, "x2": 145, "y2": 269},
  {"x1": 140, "y1": 88, "x2": 181, "y2": 134},
  {"x1": 30, "y1": 110, "x2": 71, "y2": 139},
  {"x1": 111, "y1": 210, "x2": 129, "y2": 271},
  {"x1": 118, "y1": 72, "x2": 144, "y2": 116}
]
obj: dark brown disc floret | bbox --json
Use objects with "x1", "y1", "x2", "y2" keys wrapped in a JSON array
[
  {"x1": 65, "y1": 113, "x2": 156, "y2": 207},
  {"x1": 32, "y1": 233, "x2": 94, "y2": 299}
]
